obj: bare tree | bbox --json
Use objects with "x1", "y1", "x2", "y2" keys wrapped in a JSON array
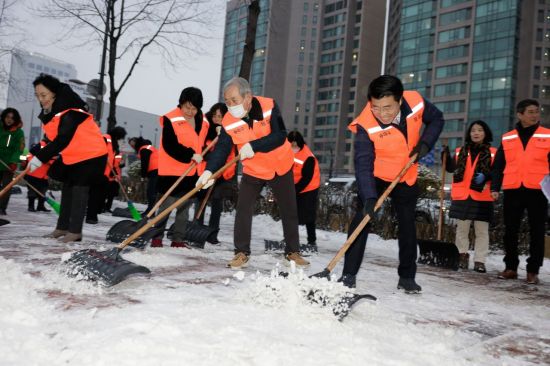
[
  {"x1": 40, "y1": 0, "x2": 219, "y2": 130},
  {"x1": 238, "y1": 0, "x2": 259, "y2": 81}
]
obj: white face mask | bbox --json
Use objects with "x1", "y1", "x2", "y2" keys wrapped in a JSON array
[{"x1": 228, "y1": 103, "x2": 246, "y2": 119}]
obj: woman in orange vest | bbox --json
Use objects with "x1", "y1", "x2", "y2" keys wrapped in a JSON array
[
  {"x1": 130, "y1": 136, "x2": 159, "y2": 215},
  {"x1": 443, "y1": 120, "x2": 495, "y2": 273},
  {"x1": 26, "y1": 140, "x2": 53, "y2": 212},
  {"x1": 152, "y1": 87, "x2": 208, "y2": 248},
  {"x1": 196, "y1": 102, "x2": 236, "y2": 244},
  {"x1": 287, "y1": 130, "x2": 320, "y2": 252},
  {"x1": 104, "y1": 126, "x2": 127, "y2": 213},
  {"x1": 30, "y1": 73, "x2": 108, "y2": 242}
]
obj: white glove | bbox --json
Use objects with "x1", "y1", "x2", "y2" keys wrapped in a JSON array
[
  {"x1": 196, "y1": 170, "x2": 214, "y2": 189},
  {"x1": 29, "y1": 156, "x2": 43, "y2": 172},
  {"x1": 192, "y1": 153, "x2": 203, "y2": 164},
  {"x1": 215, "y1": 126, "x2": 222, "y2": 135},
  {"x1": 239, "y1": 143, "x2": 254, "y2": 160}
]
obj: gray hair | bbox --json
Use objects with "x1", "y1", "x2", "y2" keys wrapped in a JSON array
[{"x1": 223, "y1": 76, "x2": 252, "y2": 97}]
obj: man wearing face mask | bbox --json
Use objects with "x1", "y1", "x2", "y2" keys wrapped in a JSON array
[
  {"x1": 342, "y1": 75, "x2": 444, "y2": 293},
  {"x1": 196, "y1": 77, "x2": 309, "y2": 269}
]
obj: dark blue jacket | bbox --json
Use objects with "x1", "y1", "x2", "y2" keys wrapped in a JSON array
[{"x1": 354, "y1": 96, "x2": 444, "y2": 203}]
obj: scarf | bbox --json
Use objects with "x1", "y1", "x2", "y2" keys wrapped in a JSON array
[{"x1": 453, "y1": 142, "x2": 492, "y2": 192}]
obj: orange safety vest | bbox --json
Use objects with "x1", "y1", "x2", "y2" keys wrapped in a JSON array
[
  {"x1": 27, "y1": 141, "x2": 51, "y2": 180},
  {"x1": 501, "y1": 126, "x2": 550, "y2": 190},
  {"x1": 222, "y1": 96, "x2": 294, "y2": 180},
  {"x1": 158, "y1": 107, "x2": 209, "y2": 177},
  {"x1": 451, "y1": 146, "x2": 496, "y2": 201},
  {"x1": 103, "y1": 133, "x2": 115, "y2": 179},
  {"x1": 348, "y1": 91, "x2": 424, "y2": 185},
  {"x1": 292, "y1": 144, "x2": 320, "y2": 193},
  {"x1": 114, "y1": 153, "x2": 122, "y2": 178},
  {"x1": 138, "y1": 145, "x2": 159, "y2": 172},
  {"x1": 42, "y1": 109, "x2": 107, "y2": 165}
]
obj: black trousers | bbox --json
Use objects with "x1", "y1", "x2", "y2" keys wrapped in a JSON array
[
  {"x1": 503, "y1": 188, "x2": 547, "y2": 274},
  {"x1": 0, "y1": 170, "x2": 14, "y2": 211},
  {"x1": 86, "y1": 175, "x2": 108, "y2": 221},
  {"x1": 234, "y1": 169, "x2": 300, "y2": 254},
  {"x1": 58, "y1": 184, "x2": 89, "y2": 234},
  {"x1": 144, "y1": 171, "x2": 158, "y2": 215},
  {"x1": 343, "y1": 178, "x2": 419, "y2": 279}
]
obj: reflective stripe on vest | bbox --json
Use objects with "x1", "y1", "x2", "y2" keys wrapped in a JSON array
[
  {"x1": 138, "y1": 145, "x2": 159, "y2": 172},
  {"x1": 292, "y1": 144, "x2": 320, "y2": 193},
  {"x1": 502, "y1": 126, "x2": 550, "y2": 189},
  {"x1": 450, "y1": 147, "x2": 496, "y2": 201},
  {"x1": 42, "y1": 108, "x2": 107, "y2": 165},
  {"x1": 221, "y1": 96, "x2": 294, "y2": 180},
  {"x1": 348, "y1": 91, "x2": 424, "y2": 185},
  {"x1": 158, "y1": 108, "x2": 209, "y2": 176}
]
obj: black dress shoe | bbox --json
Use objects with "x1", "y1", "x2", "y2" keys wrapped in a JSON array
[
  {"x1": 86, "y1": 218, "x2": 98, "y2": 224},
  {"x1": 37, "y1": 207, "x2": 51, "y2": 212}
]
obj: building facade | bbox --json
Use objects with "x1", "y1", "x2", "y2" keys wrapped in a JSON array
[
  {"x1": 220, "y1": 0, "x2": 385, "y2": 176},
  {"x1": 386, "y1": 0, "x2": 550, "y2": 150}
]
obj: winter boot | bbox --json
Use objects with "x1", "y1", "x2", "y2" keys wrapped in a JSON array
[
  {"x1": 397, "y1": 277, "x2": 422, "y2": 294},
  {"x1": 459, "y1": 253, "x2": 470, "y2": 270},
  {"x1": 59, "y1": 232, "x2": 83, "y2": 243},
  {"x1": 36, "y1": 198, "x2": 51, "y2": 212},
  {"x1": 338, "y1": 273, "x2": 356, "y2": 288},
  {"x1": 227, "y1": 252, "x2": 249, "y2": 269},
  {"x1": 151, "y1": 238, "x2": 163, "y2": 248},
  {"x1": 473, "y1": 262, "x2": 486, "y2": 273},
  {"x1": 28, "y1": 198, "x2": 36, "y2": 212},
  {"x1": 284, "y1": 252, "x2": 310, "y2": 267},
  {"x1": 43, "y1": 229, "x2": 68, "y2": 238},
  {"x1": 526, "y1": 273, "x2": 539, "y2": 285},
  {"x1": 497, "y1": 269, "x2": 518, "y2": 280}
]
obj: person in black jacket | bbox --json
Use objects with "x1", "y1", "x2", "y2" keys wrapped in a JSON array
[
  {"x1": 30, "y1": 73, "x2": 107, "y2": 242},
  {"x1": 443, "y1": 120, "x2": 495, "y2": 273},
  {"x1": 129, "y1": 136, "x2": 158, "y2": 215},
  {"x1": 104, "y1": 126, "x2": 127, "y2": 213},
  {"x1": 341, "y1": 75, "x2": 444, "y2": 293}
]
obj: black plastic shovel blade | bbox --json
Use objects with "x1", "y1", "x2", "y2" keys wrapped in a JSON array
[
  {"x1": 65, "y1": 248, "x2": 151, "y2": 287},
  {"x1": 417, "y1": 239, "x2": 459, "y2": 270},
  {"x1": 0, "y1": 218, "x2": 9, "y2": 226},
  {"x1": 332, "y1": 293, "x2": 377, "y2": 321},
  {"x1": 106, "y1": 219, "x2": 162, "y2": 249}
]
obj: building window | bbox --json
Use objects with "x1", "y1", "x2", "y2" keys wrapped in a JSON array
[
  {"x1": 304, "y1": 2, "x2": 309, "y2": 11},
  {"x1": 535, "y1": 66, "x2": 541, "y2": 79},
  {"x1": 440, "y1": 0, "x2": 470, "y2": 8},
  {"x1": 436, "y1": 45, "x2": 469, "y2": 61},
  {"x1": 439, "y1": 8, "x2": 471, "y2": 26},
  {"x1": 438, "y1": 26, "x2": 470, "y2": 43}
]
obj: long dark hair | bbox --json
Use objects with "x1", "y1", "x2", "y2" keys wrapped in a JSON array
[
  {"x1": 1, "y1": 108, "x2": 23, "y2": 129},
  {"x1": 287, "y1": 130, "x2": 305, "y2": 149},
  {"x1": 464, "y1": 120, "x2": 493, "y2": 144},
  {"x1": 205, "y1": 102, "x2": 228, "y2": 124}
]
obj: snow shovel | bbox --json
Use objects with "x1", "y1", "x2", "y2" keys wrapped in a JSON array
[
  {"x1": 0, "y1": 159, "x2": 61, "y2": 214},
  {"x1": 417, "y1": 148, "x2": 459, "y2": 270},
  {"x1": 0, "y1": 218, "x2": 9, "y2": 226},
  {"x1": 65, "y1": 156, "x2": 239, "y2": 286},
  {"x1": 285, "y1": 156, "x2": 418, "y2": 320},
  {"x1": 167, "y1": 183, "x2": 217, "y2": 247},
  {"x1": 109, "y1": 163, "x2": 142, "y2": 221},
  {"x1": 106, "y1": 138, "x2": 219, "y2": 248},
  {"x1": 0, "y1": 166, "x2": 29, "y2": 199}
]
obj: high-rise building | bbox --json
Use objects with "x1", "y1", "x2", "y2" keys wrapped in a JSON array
[
  {"x1": 386, "y1": 0, "x2": 550, "y2": 150},
  {"x1": 220, "y1": 0, "x2": 386, "y2": 176}
]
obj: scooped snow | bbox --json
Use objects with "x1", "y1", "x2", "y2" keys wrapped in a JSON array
[{"x1": 0, "y1": 187, "x2": 549, "y2": 365}]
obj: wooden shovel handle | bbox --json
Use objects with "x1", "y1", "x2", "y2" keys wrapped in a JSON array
[
  {"x1": 324, "y1": 154, "x2": 418, "y2": 273},
  {"x1": 195, "y1": 183, "x2": 215, "y2": 220},
  {"x1": 437, "y1": 149, "x2": 447, "y2": 241},
  {"x1": 0, "y1": 158, "x2": 46, "y2": 199},
  {"x1": 146, "y1": 136, "x2": 219, "y2": 219},
  {"x1": 118, "y1": 155, "x2": 239, "y2": 250},
  {"x1": 0, "y1": 166, "x2": 30, "y2": 199}
]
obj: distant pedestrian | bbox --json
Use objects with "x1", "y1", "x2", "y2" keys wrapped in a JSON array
[
  {"x1": 491, "y1": 99, "x2": 550, "y2": 285},
  {"x1": 104, "y1": 126, "x2": 127, "y2": 212},
  {"x1": 130, "y1": 137, "x2": 159, "y2": 215},
  {"x1": 0, "y1": 107, "x2": 25, "y2": 215},
  {"x1": 287, "y1": 130, "x2": 320, "y2": 252},
  {"x1": 444, "y1": 120, "x2": 496, "y2": 273},
  {"x1": 31, "y1": 73, "x2": 108, "y2": 242}
]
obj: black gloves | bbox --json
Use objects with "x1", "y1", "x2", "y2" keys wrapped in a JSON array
[
  {"x1": 362, "y1": 198, "x2": 377, "y2": 218},
  {"x1": 409, "y1": 141, "x2": 430, "y2": 163}
]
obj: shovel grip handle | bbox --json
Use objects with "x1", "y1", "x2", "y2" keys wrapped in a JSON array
[
  {"x1": 118, "y1": 155, "x2": 239, "y2": 250},
  {"x1": 146, "y1": 136, "x2": 219, "y2": 219},
  {"x1": 324, "y1": 154, "x2": 418, "y2": 273}
]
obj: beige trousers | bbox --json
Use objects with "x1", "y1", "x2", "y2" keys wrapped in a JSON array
[{"x1": 455, "y1": 219, "x2": 489, "y2": 263}]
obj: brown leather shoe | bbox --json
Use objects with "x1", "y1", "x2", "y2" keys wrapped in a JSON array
[
  {"x1": 43, "y1": 229, "x2": 68, "y2": 238},
  {"x1": 526, "y1": 273, "x2": 539, "y2": 285},
  {"x1": 497, "y1": 269, "x2": 518, "y2": 280},
  {"x1": 58, "y1": 232, "x2": 82, "y2": 243}
]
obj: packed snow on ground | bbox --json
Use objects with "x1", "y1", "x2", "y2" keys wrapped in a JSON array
[{"x1": 0, "y1": 188, "x2": 549, "y2": 366}]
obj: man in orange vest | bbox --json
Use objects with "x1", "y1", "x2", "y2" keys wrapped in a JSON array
[
  {"x1": 491, "y1": 99, "x2": 550, "y2": 285},
  {"x1": 344, "y1": 75, "x2": 444, "y2": 293},
  {"x1": 196, "y1": 77, "x2": 309, "y2": 269}
]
